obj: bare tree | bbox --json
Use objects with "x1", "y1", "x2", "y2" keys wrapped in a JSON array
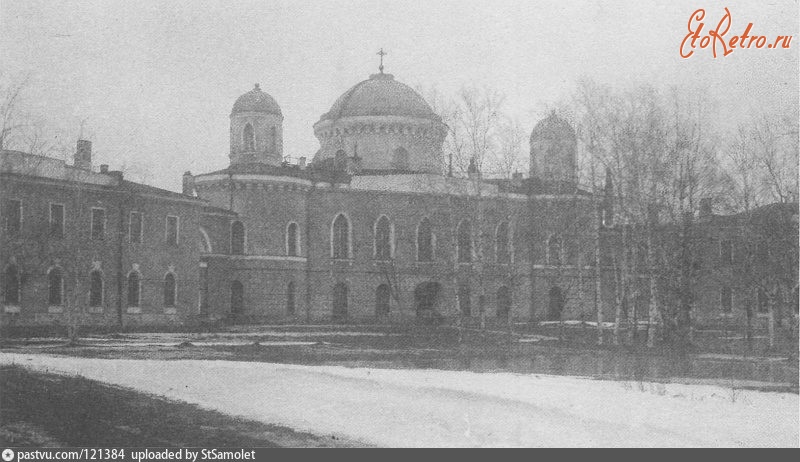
[{"x1": 0, "y1": 73, "x2": 31, "y2": 151}]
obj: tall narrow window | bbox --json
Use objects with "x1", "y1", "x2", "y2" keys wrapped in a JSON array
[
  {"x1": 332, "y1": 214, "x2": 350, "y2": 259},
  {"x1": 130, "y1": 212, "x2": 143, "y2": 244},
  {"x1": 286, "y1": 281, "x2": 296, "y2": 315},
  {"x1": 459, "y1": 283, "x2": 471, "y2": 316},
  {"x1": 127, "y1": 271, "x2": 141, "y2": 307},
  {"x1": 270, "y1": 126, "x2": 277, "y2": 153},
  {"x1": 548, "y1": 235, "x2": 562, "y2": 266},
  {"x1": 376, "y1": 284, "x2": 391, "y2": 316},
  {"x1": 230, "y1": 221, "x2": 245, "y2": 255},
  {"x1": 163, "y1": 273, "x2": 176, "y2": 308},
  {"x1": 3, "y1": 199, "x2": 21, "y2": 237},
  {"x1": 166, "y1": 216, "x2": 179, "y2": 246},
  {"x1": 457, "y1": 220, "x2": 472, "y2": 263},
  {"x1": 565, "y1": 237, "x2": 578, "y2": 266},
  {"x1": 496, "y1": 221, "x2": 510, "y2": 263},
  {"x1": 89, "y1": 270, "x2": 103, "y2": 307},
  {"x1": 286, "y1": 222, "x2": 299, "y2": 256},
  {"x1": 719, "y1": 240, "x2": 733, "y2": 265},
  {"x1": 91, "y1": 208, "x2": 105, "y2": 240},
  {"x1": 417, "y1": 218, "x2": 433, "y2": 262},
  {"x1": 49, "y1": 204, "x2": 64, "y2": 238},
  {"x1": 374, "y1": 216, "x2": 392, "y2": 260},
  {"x1": 3, "y1": 264, "x2": 20, "y2": 305},
  {"x1": 48, "y1": 267, "x2": 63, "y2": 306},
  {"x1": 497, "y1": 286, "x2": 511, "y2": 320},
  {"x1": 757, "y1": 287, "x2": 768, "y2": 314},
  {"x1": 243, "y1": 123, "x2": 255, "y2": 151},
  {"x1": 720, "y1": 287, "x2": 732, "y2": 313}
]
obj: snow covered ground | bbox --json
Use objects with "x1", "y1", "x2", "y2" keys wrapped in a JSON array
[{"x1": 1, "y1": 353, "x2": 797, "y2": 447}]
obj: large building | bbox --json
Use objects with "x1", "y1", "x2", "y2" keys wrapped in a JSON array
[
  {"x1": 190, "y1": 70, "x2": 601, "y2": 326},
  {"x1": 1, "y1": 67, "x2": 795, "y2": 330}
]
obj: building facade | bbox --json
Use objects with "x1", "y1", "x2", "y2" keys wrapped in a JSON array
[{"x1": 2, "y1": 68, "x2": 795, "y2": 330}]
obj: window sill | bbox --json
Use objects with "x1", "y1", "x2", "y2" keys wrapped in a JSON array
[
  {"x1": 48, "y1": 306, "x2": 64, "y2": 313},
  {"x1": 126, "y1": 307, "x2": 141, "y2": 314},
  {"x1": 3, "y1": 305, "x2": 20, "y2": 314},
  {"x1": 164, "y1": 307, "x2": 177, "y2": 315},
  {"x1": 87, "y1": 306, "x2": 104, "y2": 314}
]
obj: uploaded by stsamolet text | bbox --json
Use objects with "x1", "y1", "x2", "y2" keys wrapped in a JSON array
[
  {"x1": 3, "y1": 448, "x2": 257, "y2": 462},
  {"x1": 680, "y1": 7, "x2": 793, "y2": 58}
]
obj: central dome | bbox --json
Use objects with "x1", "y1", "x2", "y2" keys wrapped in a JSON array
[{"x1": 319, "y1": 73, "x2": 439, "y2": 122}]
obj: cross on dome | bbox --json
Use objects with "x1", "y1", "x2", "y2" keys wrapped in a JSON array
[{"x1": 377, "y1": 48, "x2": 387, "y2": 74}]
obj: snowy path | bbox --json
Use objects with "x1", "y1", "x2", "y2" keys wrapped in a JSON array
[{"x1": 1, "y1": 353, "x2": 797, "y2": 447}]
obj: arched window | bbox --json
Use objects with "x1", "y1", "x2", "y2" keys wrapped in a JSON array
[
  {"x1": 496, "y1": 221, "x2": 510, "y2": 263},
  {"x1": 243, "y1": 123, "x2": 255, "y2": 151},
  {"x1": 286, "y1": 222, "x2": 299, "y2": 256},
  {"x1": 198, "y1": 228, "x2": 212, "y2": 253},
  {"x1": 457, "y1": 220, "x2": 472, "y2": 263},
  {"x1": 417, "y1": 217, "x2": 433, "y2": 262},
  {"x1": 89, "y1": 270, "x2": 103, "y2": 307},
  {"x1": 127, "y1": 271, "x2": 140, "y2": 307},
  {"x1": 332, "y1": 282, "x2": 348, "y2": 321},
  {"x1": 270, "y1": 126, "x2": 277, "y2": 153},
  {"x1": 331, "y1": 214, "x2": 350, "y2": 259},
  {"x1": 48, "y1": 267, "x2": 63, "y2": 306},
  {"x1": 458, "y1": 282, "x2": 471, "y2": 316},
  {"x1": 286, "y1": 281, "x2": 296, "y2": 315},
  {"x1": 548, "y1": 235, "x2": 562, "y2": 266},
  {"x1": 163, "y1": 273, "x2": 176, "y2": 308},
  {"x1": 374, "y1": 216, "x2": 392, "y2": 260},
  {"x1": 497, "y1": 286, "x2": 511, "y2": 320},
  {"x1": 230, "y1": 280, "x2": 244, "y2": 315},
  {"x1": 391, "y1": 147, "x2": 409, "y2": 170},
  {"x1": 4, "y1": 264, "x2": 20, "y2": 305},
  {"x1": 376, "y1": 284, "x2": 391, "y2": 316},
  {"x1": 231, "y1": 221, "x2": 245, "y2": 255}
]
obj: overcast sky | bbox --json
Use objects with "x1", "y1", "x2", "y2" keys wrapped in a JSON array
[{"x1": 2, "y1": 0, "x2": 797, "y2": 190}]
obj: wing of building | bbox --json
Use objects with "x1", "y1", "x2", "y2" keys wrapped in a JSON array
[{"x1": 1, "y1": 69, "x2": 796, "y2": 330}]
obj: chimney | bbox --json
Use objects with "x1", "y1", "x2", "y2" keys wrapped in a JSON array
[
  {"x1": 182, "y1": 171, "x2": 195, "y2": 196},
  {"x1": 298, "y1": 157, "x2": 307, "y2": 170},
  {"x1": 699, "y1": 198, "x2": 713, "y2": 220},
  {"x1": 74, "y1": 140, "x2": 92, "y2": 170},
  {"x1": 99, "y1": 164, "x2": 109, "y2": 174}
]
